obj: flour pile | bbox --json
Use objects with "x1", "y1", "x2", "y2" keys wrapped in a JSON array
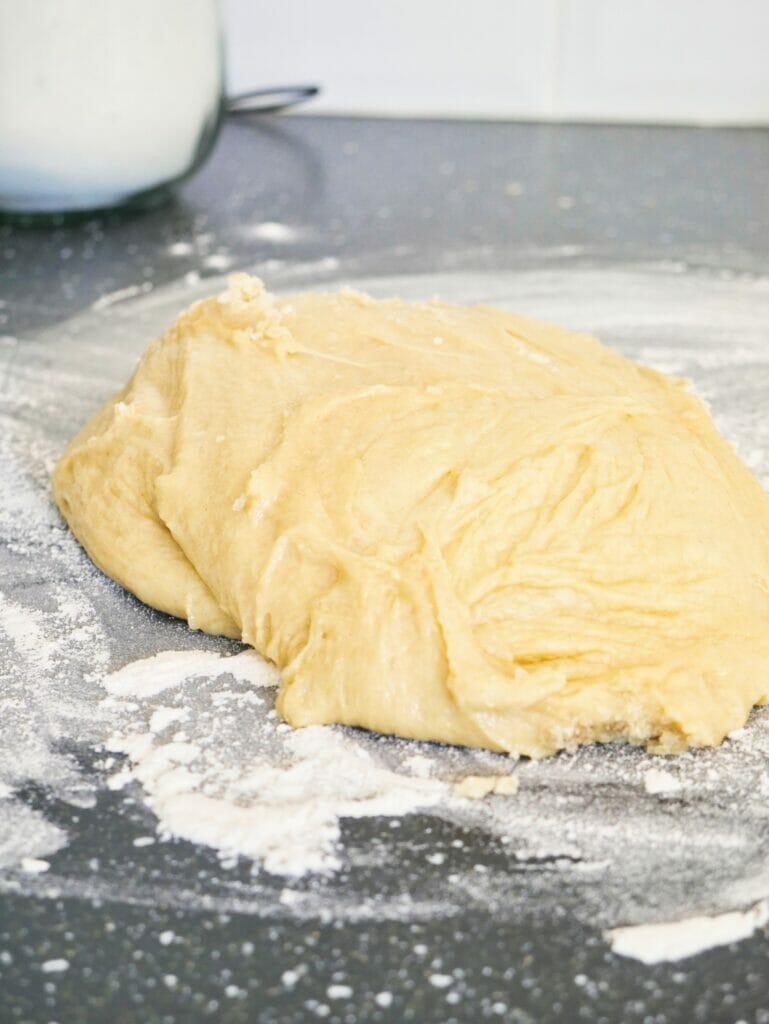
[{"x1": 101, "y1": 649, "x2": 450, "y2": 875}]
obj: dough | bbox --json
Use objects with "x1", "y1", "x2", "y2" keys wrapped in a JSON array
[{"x1": 53, "y1": 275, "x2": 769, "y2": 757}]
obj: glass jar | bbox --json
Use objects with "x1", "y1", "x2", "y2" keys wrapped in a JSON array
[{"x1": 0, "y1": 0, "x2": 224, "y2": 218}]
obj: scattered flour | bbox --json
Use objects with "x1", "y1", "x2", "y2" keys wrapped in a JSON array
[
  {"x1": 149, "y1": 706, "x2": 188, "y2": 734},
  {"x1": 0, "y1": 804, "x2": 67, "y2": 871},
  {"x1": 607, "y1": 900, "x2": 769, "y2": 964},
  {"x1": 643, "y1": 768, "x2": 683, "y2": 796},
  {"x1": 428, "y1": 973, "x2": 454, "y2": 988},
  {"x1": 247, "y1": 222, "x2": 300, "y2": 243},
  {"x1": 102, "y1": 649, "x2": 450, "y2": 876},
  {"x1": 0, "y1": 597, "x2": 54, "y2": 672},
  {"x1": 168, "y1": 241, "x2": 195, "y2": 257},
  {"x1": 327, "y1": 984, "x2": 353, "y2": 999},
  {"x1": 103, "y1": 649, "x2": 278, "y2": 700},
  {"x1": 453, "y1": 774, "x2": 519, "y2": 799},
  {"x1": 20, "y1": 857, "x2": 50, "y2": 874},
  {"x1": 91, "y1": 282, "x2": 153, "y2": 311},
  {"x1": 40, "y1": 959, "x2": 69, "y2": 973},
  {"x1": 0, "y1": 453, "x2": 112, "y2": 870},
  {"x1": 203, "y1": 253, "x2": 234, "y2": 272},
  {"x1": 0, "y1": 327, "x2": 116, "y2": 872}
]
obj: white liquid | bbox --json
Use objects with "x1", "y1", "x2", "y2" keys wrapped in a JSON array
[{"x1": 0, "y1": 0, "x2": 223, "y2": 212}]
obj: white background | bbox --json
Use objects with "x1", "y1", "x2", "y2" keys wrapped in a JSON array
[{"x1": 223, "y1": 0, "x2": 769, "y2": 124}]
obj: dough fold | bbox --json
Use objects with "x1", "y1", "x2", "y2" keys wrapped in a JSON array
[{"x1": 53, "y1": 274, "x2": 769, "y2": 757}]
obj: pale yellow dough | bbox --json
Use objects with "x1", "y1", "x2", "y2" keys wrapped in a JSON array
[{"x1": 53, "y1": 274, "x2": 769, "y2": 757}]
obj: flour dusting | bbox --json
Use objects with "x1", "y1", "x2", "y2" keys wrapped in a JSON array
[
  {"x1": 607, "y1": 900, "x2": 769, "y2": 964},
  {"x1": 0, "y1": 406, "x2": 114, "y2": 869},
  {"x1": 101, "y1": 649, "x2": 450, "y2": 876},
  {"x1": 103, "y1": 648, "x2": 279, "y2": 700}
]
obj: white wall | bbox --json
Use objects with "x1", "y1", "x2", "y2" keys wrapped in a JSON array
[{"x1": 223, "y1": 0, "x2": 769, "y2": 124}]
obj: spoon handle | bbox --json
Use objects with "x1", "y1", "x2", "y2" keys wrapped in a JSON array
[{"x1": 226, "y1": 84, "x2": 320, "y2": 116}]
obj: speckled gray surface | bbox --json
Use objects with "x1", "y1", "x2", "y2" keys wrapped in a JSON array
[{"x1": 2, "y1": 116, "x2": 769, "y2": 1024}]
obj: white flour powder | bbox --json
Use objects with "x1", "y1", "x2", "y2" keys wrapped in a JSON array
[
  {"x1": 607, "y1": 900, "x2": 769, "y2": 964},
  {"x1": 101, "y1": 649, "x2": 451, "y2": 876}
]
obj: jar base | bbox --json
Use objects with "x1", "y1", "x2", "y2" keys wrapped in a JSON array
[{"x1": 0, "y1": 180, "x2": 176, "y2": 226}]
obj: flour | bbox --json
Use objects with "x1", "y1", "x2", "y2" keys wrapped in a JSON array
[
  {"x1": 0, "y1": 805, "x2": 67, "y2": 871},
  {"x1": 0, "y1": 339, "x2": 115, "y2": 871},
  {"x1": 0, "y1": 598, "x2": 53, "y2": 671},
  {"x1": 643, "y1": 768, "x2": 683, "y2": 796},
  {"x1": 2, "y1": 261, "x2": 769, "y2": 957},
  {"x1": 607, "y1": 900, "x2": 769, "y2": 964},
  {"x1": 101, "y1": 649, "x2": 450, "y2": 876},
  {"x1": 91, "y1": 282, "x2": 153, "y2": 311},
  {"x1": 103, "y1": 649, "x2": 279, "y2": 700},
  {"x1": 247, "y1": 222, "x2": 301, "y2": 243},
  {"x1": 40, "y1": 959, "x2": 69, "y2": 974},
  {"x1": 20, "y1": 857, "x2": 50, "y2": 874},
  {"x1": 453, "y1": 774, "x2": 519, "y2": 799}
]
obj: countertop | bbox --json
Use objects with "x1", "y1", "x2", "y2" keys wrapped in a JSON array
[{"x1": 2, "y1": 115, "x2": 769, "y2": 1024}]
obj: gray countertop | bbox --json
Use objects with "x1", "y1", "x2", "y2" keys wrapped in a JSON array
[
  {"x1": 4, "y1": 116, "x2": 769, "y2": 337},
  {"x1": 2, "y1": 115, "x2": 769, "y2": 1024}
]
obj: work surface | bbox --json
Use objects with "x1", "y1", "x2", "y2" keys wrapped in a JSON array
[{"x1": 2, "y1": 116, "x2": 769, "y2": 1024}]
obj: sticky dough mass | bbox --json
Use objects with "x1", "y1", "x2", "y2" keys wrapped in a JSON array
[{"x1": 53, "y1": 275, "x2": 769, "y2": 757}]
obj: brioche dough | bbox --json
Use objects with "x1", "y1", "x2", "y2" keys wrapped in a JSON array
[{"x1": 53, "y1": 275, "x2": 769, "y2": 757}]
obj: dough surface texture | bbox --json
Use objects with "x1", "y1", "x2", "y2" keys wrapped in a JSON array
[{"x1": 53, "y1": 275, "x2": 769, "y2": 757}]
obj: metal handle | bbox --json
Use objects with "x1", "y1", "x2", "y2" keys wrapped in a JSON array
[{"x1": 226, "y1": 84, "x2": 320, "y2": 116}]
